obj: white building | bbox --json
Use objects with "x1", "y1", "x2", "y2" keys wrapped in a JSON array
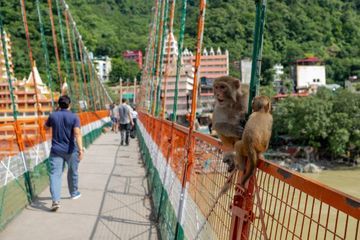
[
  {"x1": 241, "y1": 58, "x2": 252, "y2": 84},
  {"x1": 273, "y1": 64, "x2": 284, "y2": 82},
  {"x1": 93, "y1": 56, "x2": 111, "y2": 82},
  {"x1": 297, "y1": 66, "x2": 326, "y2": 88},
  {"x1": 295, "y1": 57, "x2": 326, "y2": 93},
  {"x1": 273, "y1": 64, "x2": 284, "y2": 93}
]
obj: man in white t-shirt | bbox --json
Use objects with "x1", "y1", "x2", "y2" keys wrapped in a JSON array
[
  {"x1": 130, "y1": 107, "x2": 138, "y2": 132},
  {"x1": 118, "y1": 99, "x2": 133, "y2": 145}
]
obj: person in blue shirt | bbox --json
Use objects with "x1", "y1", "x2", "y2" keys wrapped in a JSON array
[{"x1": 45, "y1": 95, "x2": 83, "y2": 211}]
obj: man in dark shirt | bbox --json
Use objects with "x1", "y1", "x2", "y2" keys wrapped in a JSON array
[{"x1": 45, "y1": 95, "x2": 83, "y2": 211}]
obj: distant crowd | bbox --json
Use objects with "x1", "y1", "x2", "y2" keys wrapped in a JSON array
[{"x1": 109, "y1": 99, "x2": 138, "y2": 146}]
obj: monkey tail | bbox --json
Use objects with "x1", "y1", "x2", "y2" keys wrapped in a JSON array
[
  {"x1": 241, "y1": 146, "x2": 257, "y2": 186},
  {"x1": 220, "y1": 171, "x2": 236, "y2": 195}
]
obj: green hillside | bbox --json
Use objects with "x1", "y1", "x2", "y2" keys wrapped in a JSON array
[{"x1": 1, "y1": 0, "x2": 360, "y2": 87}]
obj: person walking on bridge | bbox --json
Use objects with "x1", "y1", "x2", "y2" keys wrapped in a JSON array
[
  {"x1": 118, "y1": 98, "x2": 133, "y2": 146},
  {"x1": 45, "y1": 95, "x2": 84, "y2": 211},
  {"x1": 131, "y1": 106, "x2": 138, "y2": 133},
  {"x1": 110, "y1": 103, "x2": 119, "y2": 133}
]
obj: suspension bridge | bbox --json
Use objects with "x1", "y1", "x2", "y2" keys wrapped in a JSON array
[{"x1": 0, "y1": 0, "x2": 359, "y2": 240}]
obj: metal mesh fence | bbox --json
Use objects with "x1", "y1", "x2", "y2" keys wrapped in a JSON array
[
  {"x1": 245, "y1": 161, "x2": 360, "y2": 240},
  {"x1": 138, "y1": 112, "x2": 360, "y2": 240},
  {"x1": 0, "y1": 110, "x2": 111, "y2": 230}
]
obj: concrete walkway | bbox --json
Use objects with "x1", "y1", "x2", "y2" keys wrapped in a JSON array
[{"x1": 0, "y1": 133, "x2": 159, "y2": 240}]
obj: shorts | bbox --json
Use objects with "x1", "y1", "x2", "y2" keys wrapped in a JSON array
[
  {"x1": 119, "y1": 123, "x2": 130, "y2": 131},
  {"x1": 111, "y1": 117, "x2": 118, "y2": 123}
]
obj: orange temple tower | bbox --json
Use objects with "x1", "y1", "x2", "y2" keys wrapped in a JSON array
[{"x1": 0, "y1": 33, "x2": 59, "y2": 124}]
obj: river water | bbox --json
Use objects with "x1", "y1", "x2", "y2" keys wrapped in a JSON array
[{"x1": 304, "y1": 167, "x2": 360, "y2": 198}]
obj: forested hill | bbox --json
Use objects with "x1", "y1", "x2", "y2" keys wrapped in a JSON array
[
  {"x1": 68, "y1": 0, "x2": 360, "y2": 84},
  {"x1": 1, "y1": 0, "x2": 360, "y2": 86}
]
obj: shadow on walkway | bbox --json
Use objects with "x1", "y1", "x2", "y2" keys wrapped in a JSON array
[
  {"x1": 90, "y1": 136, "x2": 159, "y2": 240},
  {"x1": 0, "y1": 133, "x2": 159, "y2": 240}
]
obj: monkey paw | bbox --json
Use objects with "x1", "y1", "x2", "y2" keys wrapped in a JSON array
[
  {"x1": 234, "y1": 125, "x2": 244, "y2": 137},
  {"x1": 235, "y1": 162, "x2": 244, "y2": 171},
  {"x1": 223, "y1": 152, "x2": 236, "y2": 172},
  {"x1": 235, "y1": 184, "x2": 246, "y2": 195}
]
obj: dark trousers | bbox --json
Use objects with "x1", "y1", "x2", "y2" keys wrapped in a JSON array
[
  {"x1": 132, "y1": 118, "x2": 137, "y2": 131},
  {"x1": 120, "y1": 123, "x2": 130, "y2": 144}
]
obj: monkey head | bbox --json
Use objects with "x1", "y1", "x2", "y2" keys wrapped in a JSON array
[
  {"x1": 213, "y1": 76, "x2": 240, "y2": 106},
  {"x1": 252, "y1": 95, "x2": 271, "y2": 113}
]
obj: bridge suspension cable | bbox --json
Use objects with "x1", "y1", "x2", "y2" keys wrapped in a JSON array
[
  {"x1": 47, "y1": 0, "x2": 63, "y2": 88},
  {"x1": 155, "y1": 0, "x2": 170, "y2": 116},
  {"x1": 150, "y1": 0, "x2": 163, "y2": 114},
  {"x1": 64, "y1": 5, "x2": 81, "y2": 111},
  {"x1": 35, "y1": 0, "x2": 55, "y2": 110},
  {"x1": 172, "y1": 0, "x2": 187, "y2": 121},
  {"x1": 143, "y1": 0, "x2": 160, "y2": 112},
  {"x1": 55, "y1": 0, "x2": 72, "y2": 91},
  {"x1": 78, "y1": 36, "x2": 91, "y2": 110},
  {"x1": 20, "y1": 0, "x2": 47, "y2": 141},
  {"x1": 160, "y1": 0, "x2": 176, "y2": 119},
  {"x1": 61, "y1": 0, "x2": 112, "y2": 108}
]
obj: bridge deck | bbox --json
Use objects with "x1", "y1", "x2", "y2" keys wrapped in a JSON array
[{"x1": 0, "y1": 133, "x2": 159, "y2": 240}]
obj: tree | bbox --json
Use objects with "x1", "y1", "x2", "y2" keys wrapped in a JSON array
[
  {"x1": 272, "y1": 88, "x2": 360, "y2": 159},
  {"x1": 260, "y1": 85, "x2": 276, "y2": 98},
  {"x1": 109, "y1": 58, "x2": 140, "y2": 85}
]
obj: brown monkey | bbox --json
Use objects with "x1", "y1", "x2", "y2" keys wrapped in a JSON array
[
  {"x1": 212, "y1": 76, "x2": 249, "y2": 171},
  {"x1": 234, "y1": 95, "x2": 273, "y2": 187}
]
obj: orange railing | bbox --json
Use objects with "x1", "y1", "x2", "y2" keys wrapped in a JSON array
[
  {"x1": 0, "y1": 110, "x2": 110, "y2": 229},
  {"x1": 0, "y1": 118, "x2": 49, "y2": 158},
  {"x1": 139, "y1": 112, "x2": 360, "y2": 240},
  {"x1": 78, "y1": 110, "x2": 109, "y2": 126},
  {"x1": 0, "y1": 110, "x2": 109, "y2": 160}
]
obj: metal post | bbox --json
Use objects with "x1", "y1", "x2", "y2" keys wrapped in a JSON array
[
  {"x1": 0, "y1": 21, "x2": 33, "y2": 209},
  {"x1": 230, "y1": 1, "x2": 267, "y2": 240},
  {"x1": 175, "y1": 1, "x2": 206, "y2": 239},
  {"x1": 119, "y1": 78, "x2": 123, "y2": 102},
  {"x1": 133, "y1": 77, "x2": 137, "y2": 105},
  {"x1": 155, "y1": 0, "x2": 177, "y2": 224},
  {"x1": 248, "y1": 0, "x2": 267, "y2": 113},
  {"x1": 126, "y1": 78, "x2": 129, "y2": 102}
]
